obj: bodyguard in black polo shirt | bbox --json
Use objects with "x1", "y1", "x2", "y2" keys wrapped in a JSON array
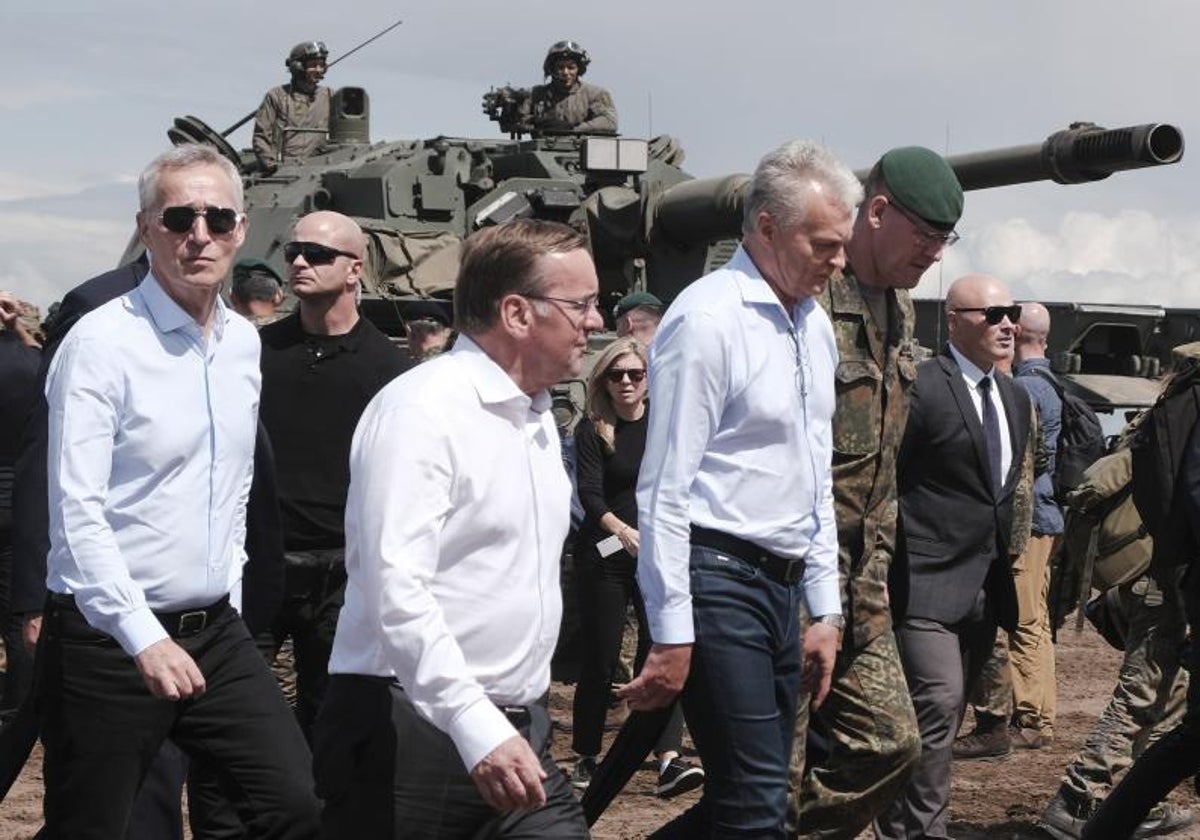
[{"x1": 259, "y1": 210, "x2": 409, "y2": 739}]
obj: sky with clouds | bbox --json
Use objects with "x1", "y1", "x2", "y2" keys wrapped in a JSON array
[{"x1": 4, "y1": 0, "x2": 1197, "y2": 314}]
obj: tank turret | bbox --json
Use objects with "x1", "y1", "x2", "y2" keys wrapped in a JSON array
[{"x1": 131, "y1": 103, "x2": 1184, "y2": 332}]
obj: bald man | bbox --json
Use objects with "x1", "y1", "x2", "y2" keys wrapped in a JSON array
[
  {"x1": 877, "y1": 275, "x2": 1032, "y2": 840},
  {"x1": 956, "y1": 302, "x2": 1065, "y2": 761},
  {"x1": 258, "y1": 210, "x2": 409, "y2": 738}
]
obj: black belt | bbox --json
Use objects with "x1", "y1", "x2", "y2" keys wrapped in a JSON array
[
  {"x1": 690, "y1": 525, "x2": 805, "y2": 585},
  {"x1": 49, "y1": 593, "x2": 231, "y2": 639}
]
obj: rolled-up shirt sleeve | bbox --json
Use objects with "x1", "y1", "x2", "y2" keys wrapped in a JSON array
[
  {"x1": 45, "y1": 330, "x2": 166, "y2": 656},
  {"x1": 637, "y1": 309, "x2": 727, "y2": 645},
  {"x1": 347, "y1": 397, "x2": 516, "y2": 771}
]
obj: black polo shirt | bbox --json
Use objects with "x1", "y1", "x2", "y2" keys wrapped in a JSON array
[{"x1": 259, "y1": 313, "x2": 409, "y2": 550}]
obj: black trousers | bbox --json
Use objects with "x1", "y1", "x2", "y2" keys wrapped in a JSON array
[
  {"x1": 1084, "y1": 567, "x2": 1200, "y2": 839},
  {"x1": 572, "y1": 548, "x2": 684, "y2": 757},
  {"x1": 314, "y1": 675, "x2": 588, "y2": 839},
  {"x1": 270, "y1": 554, "x2": 347, "y2": 740},
  {"x1": 39, "y1": 599, "x2": 321, "y2": 840},
  {"x1": 0, "y1": 511, "x2": 33, "y2": 714}
]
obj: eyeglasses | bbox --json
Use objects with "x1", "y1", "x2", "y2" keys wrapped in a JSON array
[
  {"x1": 523, "y1": 294, "x2": 601, "y2": 316},
  {"x1": 283, "y1": 241, "x2": 361, "y2": 266},
  {"x1": 953, "y1": 304, "x2": 1022, "y2": 325},
  {"x1": 604, "y1": 368, "x2": 646, "y2": 384},
  {"x1": 888, "y1": 201, "x2": 960, "y2": 249},
  {"x1": 158, "y1": 206, "x2": 242, "y2": 235}
]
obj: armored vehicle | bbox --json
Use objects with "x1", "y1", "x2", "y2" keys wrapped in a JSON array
[{"x1": 136, "y1": 89, "x2": 1183, "y2": 425}]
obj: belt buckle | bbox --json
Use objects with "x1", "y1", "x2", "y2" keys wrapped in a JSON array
[{"x1": 177, "y1": 610, "x2": 208, "y2": 637}]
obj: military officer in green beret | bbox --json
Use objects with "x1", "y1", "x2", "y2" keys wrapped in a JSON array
[
  {"x1": 613, "y1": 290, "x2": 664, "y2": 345},
  {"x1": 788, "y1": 147, "x2": 965, "y2": 839},
  {"x1": 229, "y1": 258, "x2": 286, "y2": 325}
]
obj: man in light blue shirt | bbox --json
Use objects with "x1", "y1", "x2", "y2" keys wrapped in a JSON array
[
  {"x1": 621, "y1": 140, "x2": 860, "y2": 838},
  {"x1": 40, "y1": 144, "x2": 319, "y2": 838}
]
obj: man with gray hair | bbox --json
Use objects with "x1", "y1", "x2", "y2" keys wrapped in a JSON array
[
  {"x1": 39, "y1": 144, "x2": 320, "y2": 837},
  {"x1": 621, "y1": 140, "x2": 860, "y2": 837}
]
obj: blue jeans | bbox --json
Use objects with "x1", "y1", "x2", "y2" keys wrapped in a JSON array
[{"x1": 657, "y1": 544, "x2": 803, "y2": 839}]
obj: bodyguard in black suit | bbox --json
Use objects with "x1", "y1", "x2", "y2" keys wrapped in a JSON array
[{"x1": 877, "y1": 275, "x2": 1032, "y2": 840}]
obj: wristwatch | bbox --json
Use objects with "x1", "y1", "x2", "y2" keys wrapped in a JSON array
[{"x1": 812, "y1": 613, "x2": 846, "y2": 631}]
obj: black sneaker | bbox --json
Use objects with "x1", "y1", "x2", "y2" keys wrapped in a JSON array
[
  {"x1": 571, "y1": 756, "x2": 596, "y2": 791},
  {"x1": 656, "y1": 758, "x2": 704, "y2": 799},
  {"x1": 1133, "y1": 803, "x2": 1195, "y2": 838}
]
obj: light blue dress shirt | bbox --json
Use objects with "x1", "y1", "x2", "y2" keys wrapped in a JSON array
[
  {"x1": 637, "y1": 246, "x2": 842, "y2": 645},
  {"x1": 45, "y1": 274, "x2": 260, "y2": 657}
]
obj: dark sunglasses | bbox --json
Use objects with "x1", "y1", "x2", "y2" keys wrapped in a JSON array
[
  {"x1": 158, "y1": 206, "x2": 241, "y2": 235},
  {"x1": 283, "y1": 241, "x2": 361, "y2": 266},
  {"x1": 604, "y1": 368, "x2": 646, "y2": 384},
  {"x1": 953, "y1": 304, "x2": 1022, "y2": 325}
]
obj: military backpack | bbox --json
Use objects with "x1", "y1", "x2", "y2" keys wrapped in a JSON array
[{"x1": 1030, "y1": 367, "x2": 1106, "y2": 503}]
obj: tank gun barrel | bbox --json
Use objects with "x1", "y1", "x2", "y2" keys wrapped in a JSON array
[
  {"x1": 926, "y1": 122, "x2": 1184, "y2": 191},
  {"x1": 652, "y1": 122, "x2": 1184, "y2": 245}
]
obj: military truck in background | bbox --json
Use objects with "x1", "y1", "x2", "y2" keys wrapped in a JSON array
[
  {"x1": 132, "y1": 84, "x2": 1185, "y2": 429},
  {"x1": 913, "y1": 299, "x2": 1200, "y2": 438}
]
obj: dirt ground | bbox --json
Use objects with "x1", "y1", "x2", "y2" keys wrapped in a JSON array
[{"x1": 2, "y1": 622, "x2": 1198, "y2": 839}]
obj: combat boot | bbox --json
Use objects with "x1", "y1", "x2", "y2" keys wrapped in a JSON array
[
  {"x1": 1040, "y1": 790, "x2": 1091, "y2": 840},
  {"x1": 952, "y1": 719, "x2": 1011, "y2": 761}
]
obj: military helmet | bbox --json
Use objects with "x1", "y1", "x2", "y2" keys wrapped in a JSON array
[
  {"x1": 543, "y1": 40, "x2": 590, "y2": 78},
  {"x1": 286, "y1": 41, "x2": 329, "y2": 74}
]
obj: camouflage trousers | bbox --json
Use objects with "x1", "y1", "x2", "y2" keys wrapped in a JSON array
[
  {"x1": 969, "y1": 535, "x2": 1059, "y2": 734},
  {"x1": 787, "y1": 628, "x2": 921, "y2": 839},
  {"x1": 1060, "y1": 573, "x2": 1188, "y2": 805}
]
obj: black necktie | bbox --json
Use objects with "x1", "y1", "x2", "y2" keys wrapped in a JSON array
[{"x1": 978, "y1": 376, "x2": 1002, "y2": 494}]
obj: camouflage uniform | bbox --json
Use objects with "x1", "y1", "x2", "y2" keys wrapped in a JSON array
[
  {"x1": 787, "y1": 271, "x2": 922, "y2": 839},
  {"x1": 1060, "y1": 572, "x2": 1188, "y2": 807},
  {"x1": 252, "y1": 84, "x2": 332, "y2": 169},
  {"x1": 526, "y1": 82, "x2": 617, "y2": 133}
]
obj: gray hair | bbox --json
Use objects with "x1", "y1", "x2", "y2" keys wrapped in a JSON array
[
  {"x1": 742, "y1": 140, "x2": 863, "y2": 236},
  {"x1": 138, "y1": 144, "x2": 244, "y2": 212}
]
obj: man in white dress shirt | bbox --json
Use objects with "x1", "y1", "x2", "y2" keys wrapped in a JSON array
[
  {"x1": 315, "y1": 218, "x2": 603, "y2": 838},
  {"x1": 620, "y1": 140, "x2": 860, "y2": 838},
  {"x1": 40, "y1": 144, "x2": 320, "y2": 838}
]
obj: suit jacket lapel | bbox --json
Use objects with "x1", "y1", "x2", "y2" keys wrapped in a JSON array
[
  {"x1": 996, "y1": 373, "x2": 1028, "y2": 495},
  {"x1": 937, "y1": 349, "x2": 992, "y2": 489}
]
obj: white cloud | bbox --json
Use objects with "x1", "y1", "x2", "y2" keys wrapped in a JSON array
[{"x1": 918, "y1": 211, "x2": 1200, "y2": 307}]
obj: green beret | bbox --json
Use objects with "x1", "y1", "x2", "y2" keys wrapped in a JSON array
[
  {"x1": 613, "y1": 291, "x2": 664, "y2": 319},
  {"x1": 879, "y1": 146, "x2": 964, "y2": 229},
  {"x1": 233, "y1": 258, "x2": 283, "y2": 286}
]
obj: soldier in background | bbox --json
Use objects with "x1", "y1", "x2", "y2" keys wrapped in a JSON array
[
  {"x1": 789, "y1": 147, "x2": 963, "y2": 839},
  {"x1": 229, "y1": 258, "x2": 285, "y2": 325},
  {"x1": 524, "y1": 40, "x2": 617, "y2": 135},
  {"x1": 253, "y1": 41, "x2": 332, "y2": 174},
  {"x1": 613, "y1": 291, "x2": 663, "y2": 346}
]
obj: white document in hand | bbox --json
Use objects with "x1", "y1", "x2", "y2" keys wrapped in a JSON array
[{"x1": 596, "y1": 534, "x2": 623, "y2": 558}]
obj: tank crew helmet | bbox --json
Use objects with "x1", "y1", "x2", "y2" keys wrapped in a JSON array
[
  {"x1": 543, "y1": 40, "x2": 590, "y2": 78},
  {"x1": 287, "y1": 41, "x2": 329, "y2": 74}
]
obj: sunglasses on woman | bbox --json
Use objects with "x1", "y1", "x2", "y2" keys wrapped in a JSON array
[{"x1": 604, "y1": 368, "x2": 646, "y2": 384}]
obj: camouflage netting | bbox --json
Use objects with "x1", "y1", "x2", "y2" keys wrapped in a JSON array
[{"x1": 359, "y1": 223, "x2": 460, "y2": 298}]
